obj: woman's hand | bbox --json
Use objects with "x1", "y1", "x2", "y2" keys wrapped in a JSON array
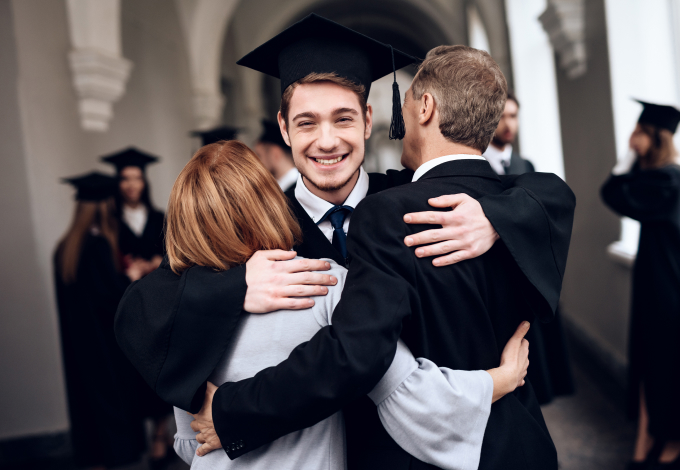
[
  {"x1": 190, "y1": 382, "x2": 221, "y2": 457},
  {"x1": 486, "y1": 321, "x2": 530, "y2": 403}
]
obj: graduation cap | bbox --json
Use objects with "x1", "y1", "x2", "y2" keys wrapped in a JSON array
[
  {"x1": 101, "y1": 147, "x2": 159, "y2": 173},
  {"x1": 636, "y1": 99, "x2": 680, "y2": 134},
  {"x1": 191, "y1": 126, "x2": 240, "y2": 146},
  {"x1": 62, "y1": 171, "x2": 118, "y2": 202},
  {"x1": 237, "y1": 13, "x2": 419, "y2": 140},
  {"x1": 258, "y1": 119, "x2": 289, "y2": 150}
]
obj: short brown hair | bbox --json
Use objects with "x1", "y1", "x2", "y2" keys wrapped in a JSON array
[
  {"x1": 165, "y1": 140, "x2": 302, "y2": 274},
  {"x1": 411, "y1": 45, "x2": 507, "y2": 152},
  {"x1": 280, "y1": 72, "x2": 367, "y2": 123},
  {"x1": 638, "y1": 123, "x2": 679, "y2": 169}
]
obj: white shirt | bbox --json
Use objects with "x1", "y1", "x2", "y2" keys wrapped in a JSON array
[
  {"x1": 483, "y1": 144, "x2": 513, "y2": 175},
  {"x1": 277, "y1": 167, "x2": 299, "y2": 192},
  {"x1": 412, "y1": 154, "x2": 487, "y2": 182},
  {"x1": 294, "y1": 167, "x2": 369, "y2": 243},
  {"x1": 122, "y1": 205, "x2": 148, "y2": 236}
]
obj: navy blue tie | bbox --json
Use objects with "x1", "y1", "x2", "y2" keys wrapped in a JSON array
[{"x1": 318, "y1": 205, "x2": 354, "y2": 259}]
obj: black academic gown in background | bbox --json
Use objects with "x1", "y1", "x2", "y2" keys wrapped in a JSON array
[
  {"x1": 118, "y1": 206, "x2": 170, "y2": 420},
  {"x1": 114, "y1": 167, "x2": 575, "y2": 461},
  {"x1": 602, "y1": 164, "x2": 680, "y2": 440},
  {"x1": 505, "y1": 151, "x2": 575, "y2": 405},
  {"x1": 118, "y1": 207, "x2": 165, "y2": 261},
  {"x1": 55, "y1": 235, "x2": 146, "y2": 468}
]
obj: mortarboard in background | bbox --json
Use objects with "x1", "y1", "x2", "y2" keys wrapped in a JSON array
[
  {"x1": 258, "y1": 119, "x2": 289, "y2": 150},
  {"x1": 636, "y1": 99, "x2": 680, "y2": 134},
  {"x1": 237, "y1": 13, "x2": 419, "y2": 139},
  {"x1": 101, "y1": 147, "x2": 160, "y2": 173},
  {"x1": 62, "y1": 172, "x2": 118, "y2": 202},
  {"x1": 191, "y1": 127, "x2": 240, "y2": 146}
]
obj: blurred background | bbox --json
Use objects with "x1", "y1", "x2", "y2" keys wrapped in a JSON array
[{"x1": 1, "y1": 0, "x2": 679, "y2": 469}]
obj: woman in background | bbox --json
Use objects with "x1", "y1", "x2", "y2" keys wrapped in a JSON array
[
  {"x1": 602, "y1": 100, "x2": 680, "y2": 470},
  {"x1": 102, "y1": 148, "x2": 173, "y2": 467},
  {"x1": 54, "y1": 172, "x2": 146, "y2": 469}
]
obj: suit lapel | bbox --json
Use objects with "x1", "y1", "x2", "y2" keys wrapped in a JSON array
[{"x1": 285, "y1": 188, "x2": 346, "y2": 267}]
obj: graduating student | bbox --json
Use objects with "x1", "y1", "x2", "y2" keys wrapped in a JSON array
[
  {"x1": 102, "y1": 148, "x2": 173, "y2": 466},
  {"x1": 115, "y1": 14, "x2": 574, "y2": 466},
  {"x1": 55, "y1": 173, "x2": 147, "y2": 469},
  {"x1": 602, "y1": 100, "x2": 680, "y2": 469},
  {"x1": 102, "y1": 148, "x2": 165, "y2": 272},
  {"x1": 483, "y1": 91, "x2": 575, "y2": 405},
  {"x1": 254, "y1": 119, "x2": 298, "y2": 191}
]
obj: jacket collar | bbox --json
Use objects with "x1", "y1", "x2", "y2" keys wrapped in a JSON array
[{"x1": 417, "y1": 158, "x2": 501, "y2": 182}]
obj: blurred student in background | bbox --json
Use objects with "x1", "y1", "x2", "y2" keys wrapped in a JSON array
[
  {"x1": 602, "y1": 101, "x2": 680, "y2": 469},
  {"x1": 102, "y1": 149, "x2": 173, "y2": 467},
  {"x1": 254, "y1": 119, "x2": 298, "y2": 192},
  {"x1": 54, "y1": 173, "x2": 147, "y2": 470},
  {"x1": 483, "y1": 91, "x2": 575, "y2": 405}
]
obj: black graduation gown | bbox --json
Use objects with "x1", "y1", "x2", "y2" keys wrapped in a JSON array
[
  {"x1": 118, "y1": 207, "x2": 171, "y2": 419},
  {"x1": 505, "y1": 151, "x2": 575, "y2": 405},
  {"x1": 601, "y1": 164, "x2": 680, "y2": 440},
  {"x1": 118, "y1": 207, "x2": 165, "y2": 261},
  {"x1": 55, "y1": 235, "x2": 146, "y2": 468},
  {"x1": 114, "y1": 167, "x2": 575, "y2": 459}
]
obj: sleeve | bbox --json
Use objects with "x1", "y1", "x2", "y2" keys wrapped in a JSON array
[
  {"x1": 211, "y1": 196, "x2": 417, "y2": 459},
  {"x1": 173, "y1": 407, "x2": 199, "y2": 465},
  {"x1": 368, "y1": 340, "x2": 493, "y2": 470},
  {"x1": 478, "y1": 172, "x2": 576, "y2": 321},
  {"x1": 601, "y1": 167, "x2": 680, "y2": 222},
  {"x1": 114, "y1": 259, "x2": 248, "y2": 412}
]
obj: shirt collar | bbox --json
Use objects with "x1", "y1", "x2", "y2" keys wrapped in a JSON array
[
  {"x1": 483, "y1": 144, "x2": 513, "y2": 175},
  {"x1": 412, "y1": 154, "x2": 486, "y2": 182},
  {"x1": 277, "y1": 167, "x2": 299, "y2": 191},
  {"x1": 294, "y1": 167, "x2": 369, "y2": 223}
]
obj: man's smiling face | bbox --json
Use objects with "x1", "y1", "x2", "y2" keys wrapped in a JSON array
[{"x1": 279, "y1": 81, "x2": 372, "y2": 195}]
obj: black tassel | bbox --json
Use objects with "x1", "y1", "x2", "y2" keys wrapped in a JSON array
[{"x1": 388, "y1": 46, "x2": 405, "y2": 140}]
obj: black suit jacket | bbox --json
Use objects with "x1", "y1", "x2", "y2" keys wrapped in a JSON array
[
  {"x1": 212, "y1": 161, "x2": 566, "y2": 469},
  {"x1": 114, "y1": 166, "x2": 574, "y2": 453}
]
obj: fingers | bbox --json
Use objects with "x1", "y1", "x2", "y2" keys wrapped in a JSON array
[
  {"x1": 281, "y1": 285, "x2": 329, "y2": 298},
  {"x1": 279, "y1": 258, "x2": 332, "y2": 274},
  {"x1": 403, "y1": 211, "x2": 450, "y2": 226},
  {"x1": 256, "y1": 250, "x2": 297, "y2": 261},
  {"x1": 271, "y1": 298, "x2": 316, "y2": 310},
  {"x1": 189, "y1": 420, "x2": 200, "y2": 432},
  {"x1": 513, "y1": 321, "x2": 531, "y2": 340},
  {"x1": 430, "y1": 251, "x2": 473, "y2": 267},
  {"x1": 196, "y1": 440, "x2": 220, "y2": 457},
  {"x1": 405, "y1": 228, "x2": 461, "y2": 248},
  {"x1": 286, "y1": 272, "x2": 338, "y2": 287},
  {"x1": 426, "y1": 194, "x2": 471, "y2": 208}
]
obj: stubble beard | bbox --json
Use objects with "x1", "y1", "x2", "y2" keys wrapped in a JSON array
[{"x1": 299, "y1": 159, "x2": 363, "y2": 193}]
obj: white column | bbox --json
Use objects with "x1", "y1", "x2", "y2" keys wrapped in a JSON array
[
  {"x1": 65, "y1": 0, "x2": 132, "y2": 132},
  {"x1": 604, "y1": 0, "x2": 679, "y2": 263},
  {"x1": 504, "y1": 0, "x2": 565, "y2": 179}
]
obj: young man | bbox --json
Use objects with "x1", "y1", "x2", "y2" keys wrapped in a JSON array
[
  {"x1": 254, "y1": 119, "x2": 299, "y2": 192},
  {"x1": 115, "y1": 15, "x2": 573, "y2": 469},
  {"x1": 483, "y1": 92, "x2": 575, "y2": 405}
]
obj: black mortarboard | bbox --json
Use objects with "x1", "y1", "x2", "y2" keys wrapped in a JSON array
[
  {"x1": 101, "y1": 147, "x2": 159, "y2": 173},
  {"x1": 191, "y1": 127, "x2": 240, "y2": 146},
  {"x1": 237, "y1": 14, "x2": 419, "y2": 139},
  {"x1": 258, "y1": 119, "x2": 289, "y2": 150},
  {"x1": 62, "y1": 171, "x2": 118, "y2": 202},
  {"x1": 636, "y1": 99, "x2": 680, "y2": 134}
]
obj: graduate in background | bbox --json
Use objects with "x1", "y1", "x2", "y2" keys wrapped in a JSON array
[
  {"x1": 54, "y1": 173, "x2": 147, "y2": 469},
  {"x1": 483, "y1": 91, "x2": 575, "y2": 405},
  {"x1": 102, "y1": 148, "x2": 164, "y2": 275},
  {"x1": 101, "y1": 149, "x2": 173, "y2": 468},
  {"x1": 254, "y1": 119, "x2": 298, "y2": 191},
  {"x1": 602, "y1": 101, "x2": 680, "y2": 470}
]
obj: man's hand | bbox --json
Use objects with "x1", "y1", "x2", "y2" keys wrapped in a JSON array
[
  {"x1": 403, "y1": 194, "x2": 499, "y2": 267},
  {"x1": 243, "y1": 250, "x2": 338, "y2": 313},
  {"x1": 487, "y1": 321, "x2": 530, "y2": 403},
  {"x1": 190, "y1": 382, "x2": 220, "y2": 457}
]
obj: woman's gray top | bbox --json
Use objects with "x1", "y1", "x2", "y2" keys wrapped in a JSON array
[{"x1": 174, "y1": 260, "x2": 493, "y2": 470}]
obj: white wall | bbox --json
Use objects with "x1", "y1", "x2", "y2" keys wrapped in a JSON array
[
  {"x1": 0, "y1": 0, "x2": 194, "y2": 440},
  {"x1": 504, "y1": 0, "x2": 565, "y2": 179}
]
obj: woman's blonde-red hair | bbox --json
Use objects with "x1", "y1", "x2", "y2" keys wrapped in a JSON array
[{"x1": 165, "y1": 140, "x2": 301, "y2": 274}]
